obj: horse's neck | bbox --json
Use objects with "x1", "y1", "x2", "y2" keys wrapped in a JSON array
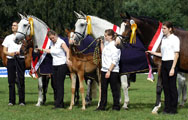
[
  {"x1": 33, "y1": 19, "x2": 48, "y2": 49},
  {"x1": 90, "y1": 16, "x2": 116, "y2": 38},
  {"x1": 69, "y1": 45, "x2": 78, "y2": 56},
  {"x1": 135, "y1": 18, "x2": 159, "y2": 46}
]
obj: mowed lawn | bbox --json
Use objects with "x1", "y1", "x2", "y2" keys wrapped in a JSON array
[{"x1": 0, "y1": 74, "x2": 188, "y2": 120}]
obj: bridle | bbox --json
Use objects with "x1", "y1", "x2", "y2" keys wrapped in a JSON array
[
  {"x1": 116, "y1": 34, "x2": 130, "y2": 44},
  {"x1": 17, "y1": 24, "x2": 30, "y2": 38},
  {"x1": 74, "y1": 18, "x2": 88, "y2": 43}
]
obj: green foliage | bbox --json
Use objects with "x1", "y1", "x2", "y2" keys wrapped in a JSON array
[
  {"x1": 122, "y1": 0, "x2": 188, "y2": 30},
  {"x1": 0, "y1": 0, "x2": 187, "y2": 38}
]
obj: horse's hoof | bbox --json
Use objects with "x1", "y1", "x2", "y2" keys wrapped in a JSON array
[
  {"x1": 179, "y1": 104, "x2": 184, "y2": 107},
  {"x1": 151, "y1": 106, "x2": 159, "y2": 114},
  {"x1": 151, "y1": 111, "x2": 158, "y2": 114},
  {"x1": 35, "y1": 103, "x2": 41, "y2": 107},
  {"x1": 122, "y1": 103, "x2": 128, "y2": 110},
  {"x1": 68, "y1": 106, "x2": 72, "y2": 110},
  {"x1": 81, "y1": 107, "x2": 86, "y2": 110}
]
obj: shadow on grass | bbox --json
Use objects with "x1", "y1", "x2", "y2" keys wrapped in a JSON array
[
  {"x1": 129, "y1": 102, "x2": 155, "y2": 109},
  {"x1": 0, "y1": 91, "x2": 5, "y2": 94},
  {"x1": 25, "y1": 92, "x2": 38, "y2": 95}
]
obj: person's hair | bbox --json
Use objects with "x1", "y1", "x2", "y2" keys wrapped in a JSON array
[
  {"x1": 47, "y1": 30, "x2": 58, "y2": 37},
  {"x1": 163, "y1": 21, "x2": 174, "y2": 33},
  {"x1": 12, "y1": 21, "x2": 18, "y2": 24},
  {"x1": 105, "y1": 29, "x2": 116, "y2": 40}
]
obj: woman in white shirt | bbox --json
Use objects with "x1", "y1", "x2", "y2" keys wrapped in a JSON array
[
  {"x1": 39, "y1": 30, "x2": 71, "y2": 109},
  {"x1": 96, "y1": 29, "x2": 121, "y2": 111},
  {"x1": 147, "y1": 22, "x2": 180, "y2": 114}
]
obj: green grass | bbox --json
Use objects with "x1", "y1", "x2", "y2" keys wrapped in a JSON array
[{"x1": 0, "y1": 74, "x2": 188, "y2": 120}]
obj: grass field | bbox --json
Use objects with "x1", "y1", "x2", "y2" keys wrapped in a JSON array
[{"x1": 0, "y1": 74, "x2": 188, "y2": 120}]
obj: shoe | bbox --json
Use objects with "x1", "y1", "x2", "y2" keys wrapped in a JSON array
[
  {"x1": 112, "y1": 108, "x2": 120, "y2": 111},
  {"x1": 170, "y1": 111, "x2": 178, "y2": 114},
  {"x1": 52, "y1": 106, "x2": 63, "y2": 109},
  {"x1": 19, "y1": 103, "x2": 25, "y2": 106},
  {"x1": 8, "y1": 103, "x2": 14, "y2": 106},
  {"x1": 112, "y1": 107, "x2": 120, "y2": 111},
  {"x1": 162, "y1": 110, "x2": 171, "y2": 114}
]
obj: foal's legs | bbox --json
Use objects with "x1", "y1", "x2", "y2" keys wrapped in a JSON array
[
  {"x1": 69, "y1": 73, "x2": 77, "y2": 110},
  {"x1": 78, "y1": 72, "x2": 86, "y2": 110},
  {"x1": 97, "y1": 68, "x2": 101, "y2": 107}
]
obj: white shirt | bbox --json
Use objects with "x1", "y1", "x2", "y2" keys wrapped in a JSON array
[
  {"x1": 2, "y1": 34, "x2": 22, "y2": 59},
  {"x1": 50, "y1": 37, "x2": 67, "y2": 66},
  {"x1": 161, "y1": 34, "x2": 180, "y2": 61},
  {"x1": 101, "y1": 40, "x2": 121, "y2": 72}
]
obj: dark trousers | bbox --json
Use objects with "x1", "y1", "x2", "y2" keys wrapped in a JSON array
[
  {"x1": 99, "y1": 71, "x2": 121, "y2": 110},
  {"x1": 161, "y1": 60, "x2": 178, "y2": 113},
  {"x1": 7, "y1": 58, "x2": 25, "y2": 104},
  {"x1": 53, "y1": 64, "x2": 68, "y2": 108}
]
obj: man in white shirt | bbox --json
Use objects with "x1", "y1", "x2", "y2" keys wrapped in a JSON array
[{"x1": 2, "y1": 22, "x2": 26, "y2": 106}]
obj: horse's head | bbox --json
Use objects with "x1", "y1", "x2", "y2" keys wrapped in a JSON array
[
  {"x1": 118, "y1": 12, "x2": 160, "y2": 48},
  {"x1": 115, "y1": 12, "x2": 134, "y2": 48},
  {"x1": 15, "y1": 13, "x2": 33, "y2": 44},
  {"x1": 65, "y1": 29, "x2": 75, "y2": 46},
  {"x1": 73, "y1": 11, "x2": 92, "y2": 45}
]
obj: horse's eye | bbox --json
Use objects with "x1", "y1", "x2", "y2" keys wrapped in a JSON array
[
  {"x1": 80, "y1": 23, "x2": 85, "y2": 27},
  {"x1": 24, "y1": 24, "x2": 28, "y2": 27}
]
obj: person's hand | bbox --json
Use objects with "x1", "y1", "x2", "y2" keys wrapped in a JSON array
[
  {"x1": 105, "y1": 71, "x2": 111, "y2": 78},
  {"x1": 10, "y1": 51, "x2": 20, "y2": 56},
  {"x1": 15, "y1": 51, "x2": 20, "y2": 55},
  {"x1": 169, "y1": 68, "x2": 175, "y2": 76},
  {"x1": 145, "y1": 50, "x2": 151, "y2": 53},
  {"x1": 35, "y1": 48, "x2": 42, "y2": 52},
  {"x1": 66, "y1": 59, "x2": 72, "y2": 66},
  {"x1": 9, "y1": 52, "x2": 15, "y2": 57}
]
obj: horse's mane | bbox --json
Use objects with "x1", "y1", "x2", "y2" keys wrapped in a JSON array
[
  {"x1": 90, "y1": 15, "x2": 113, "y2": 25},
  {"x1": 0, "y1": 37, "x2": 4, "y2": 44},
  {"x1": 27, "y1": 15, "x2": 49, "y2": 28},
  {"x1": 136, "y1": 16, "x2": 159, "y2": 26}
]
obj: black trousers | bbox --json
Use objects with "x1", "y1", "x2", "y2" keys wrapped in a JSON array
[
  {"x1": 53, "y1": 64, "x2": 68, "y2": 108},
  {"x1": 7, "y1": 58, "x2": 25, "y2": 104},
  {"x1": 161, "y1": 60, "x2": 178, "y2": 113},
  {"x1": 99, "y1": 71, "x2": 121, "y2": 110}
]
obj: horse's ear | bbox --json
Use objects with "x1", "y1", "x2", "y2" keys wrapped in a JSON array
[
  {"x1": 17, "y1": 12, "x2": 25, "y2": 19},
  {"x1": 65, "y1": 29, "x2": 69, "y2": 35},
  {"x1": 79, "y1": 11, "x2": 86, "y2": 18},
  {"x1": 23, "y1": 12, "x2": 28, "y2": 18},
  {"x1": 74, "y1": 11, "x2": 83, "y2": 19},
  {"x1": 120, "y1": 13, "x2": 126, "y2": 19}
]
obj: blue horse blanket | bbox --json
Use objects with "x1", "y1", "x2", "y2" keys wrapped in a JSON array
[{"x1": 120, "y1": 36, "x2": 149, "y2": 74}]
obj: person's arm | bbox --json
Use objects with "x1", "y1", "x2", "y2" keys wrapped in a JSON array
[
  {"x1": 41, "y1": 48, "x2": 50, "y2": 53},
  {"x1": 105, "y1": 63, "x2": 115, "y2": 78},
  {"x1": 36, "y1": 48, "x2": 50, "y2": 53},
  {"x1": 169, "y1": 52, "x2": 179, "y2": 76},
  {"x1": 105, "y1": 47, "x2": 121, "y2": 79},
  {"x1": 146, "y1": 50, "x2": 162, "y2": 57},
  {"x1": 61, "y1": 43, "x2": 72, "y2": 66}
]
